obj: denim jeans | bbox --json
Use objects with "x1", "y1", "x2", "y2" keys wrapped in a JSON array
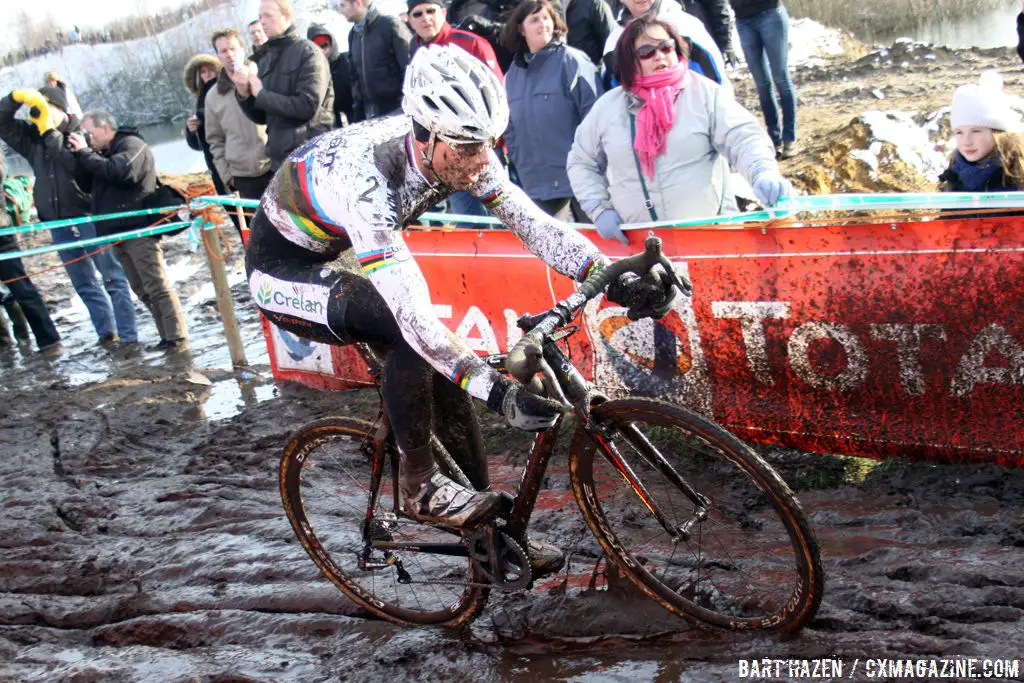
[
  {"x1": 0, "y1": 255, "x2": 60, "y2": 349},
  {"x1": 736, "y1": 4, "x2": 797, "y2": 146},
  {"x1": 52, "y1": 224, "x2": 138, "y2": 342},
  {"x1": 448, "y1": 191, "x2": 490, "y2": 228}
]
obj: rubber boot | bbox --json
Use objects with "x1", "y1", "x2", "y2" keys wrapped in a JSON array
[{"x1": 6, "y1": 302, "x2": 30, "y2": 342}]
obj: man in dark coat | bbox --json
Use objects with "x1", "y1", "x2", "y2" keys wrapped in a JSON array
[
  {"x1": 340, "y1": 0, "x2": 412, "y2": 121},
  {"x1": 564, "y1": 0, "x2": 617, "y2": 65},
  {"x1": 234, "y1": 0, "x2": 335, "y2": 170},
  {"x1": 0, "y1": 86, "x2": 137, "y2": 346},
  {"x1": 69, "y1": 110, "x2": 189, "y2": 352},
  {"x1": 682, "y1": 0, "x2": 737, "y2": 64},
  {"x1": 0, "y1": 154, "x2": 62, "y2": 354},
  {"x1": 307, "y1": 24, "x2": 356, "y2": 127}
]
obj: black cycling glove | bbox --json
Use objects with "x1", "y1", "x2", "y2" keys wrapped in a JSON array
[
  {"x1": 487, "y1": 375, "x2": 563, "y2": 432},
  {"x1": 606, "y1": 268, "x2": 679, "y2": 321}
]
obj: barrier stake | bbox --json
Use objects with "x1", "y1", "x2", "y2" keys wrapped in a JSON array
[{"x1": 202, "y1": 223, "x2": 247, "y2": 367}]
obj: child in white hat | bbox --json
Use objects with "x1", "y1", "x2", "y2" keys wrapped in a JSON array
[{"x1": 938, "y1": 71, "x2": 1024, "y2": 192}]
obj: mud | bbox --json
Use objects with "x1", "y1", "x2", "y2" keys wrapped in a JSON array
[{"x1": 3, "y1": 41, "x2": 1024, "y2": 682}]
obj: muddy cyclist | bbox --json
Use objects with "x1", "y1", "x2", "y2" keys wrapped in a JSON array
[{"x1": 244, "y1": 44, "x2": 675, "y2": 576}]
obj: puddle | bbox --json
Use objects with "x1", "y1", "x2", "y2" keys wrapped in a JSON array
[{"x1": 201, "y1": 380, "x2": 278, "y2": 421}]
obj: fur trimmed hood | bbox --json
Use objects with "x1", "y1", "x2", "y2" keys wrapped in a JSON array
[{"x1": 183, "y1": 53, "x2": 222, "y2": 93}]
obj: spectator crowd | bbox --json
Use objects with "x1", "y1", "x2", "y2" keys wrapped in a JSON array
[{"x1": 1, "y1": 0, "x2": 1022, "y2": 358}]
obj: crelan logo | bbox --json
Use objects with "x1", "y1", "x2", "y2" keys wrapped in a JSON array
[{"x1": 257, "y1": 281, "x2": 274, "y2": 306}]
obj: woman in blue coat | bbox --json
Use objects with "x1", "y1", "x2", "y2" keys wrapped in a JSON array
[{"x1": 500, "y1": 0, "x2": 603, "y2": 220}]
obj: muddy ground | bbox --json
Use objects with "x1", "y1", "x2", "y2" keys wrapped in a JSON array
[{"x1": 2, "y1": 41, "x2": 1024, "y2": 683}]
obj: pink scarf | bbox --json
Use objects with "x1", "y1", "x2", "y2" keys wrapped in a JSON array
[{"x1": 630, "y1": 63, "x2": 688, "y2": 178}]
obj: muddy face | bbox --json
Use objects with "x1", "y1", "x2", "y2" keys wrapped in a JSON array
[{"x1": 431, "y1": 141, "x2": 492, "y2": 190}]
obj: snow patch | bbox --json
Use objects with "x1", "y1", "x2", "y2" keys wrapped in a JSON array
[{"x1": 858, "y1": 110, "x2": 950, "y2": 181}]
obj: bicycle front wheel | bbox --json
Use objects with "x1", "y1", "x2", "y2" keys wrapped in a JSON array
[
  {"x1": 280, "y1": 417, "x2": 489, "y2": 627},
  {"x1": 570, "y1": 398, "x2": 824, "y2": 632}
]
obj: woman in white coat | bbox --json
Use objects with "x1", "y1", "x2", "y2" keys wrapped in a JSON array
[{"x1": 567, "y1": 15, "x2": 791, "y2": 244}]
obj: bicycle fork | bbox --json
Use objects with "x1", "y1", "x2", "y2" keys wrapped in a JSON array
[{"x1": 588, "y1": 421, "x2": 710, "y2": 542}]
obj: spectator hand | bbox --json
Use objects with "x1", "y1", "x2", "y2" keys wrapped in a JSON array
[
  {"x1": 724, "y1": 47, "x2": 741, "y2": 68},
  {"x1": 752, "y1": 173, "x2": 793, "y2": 208},
  {"x1": 66, "y1": 131, "x2": 88, "y2": 152},
  {"x1": 232, "y1": 63, "x2": 252, "y2": 97},
  {"x1": 186, "y1": 114, "x2": 200, "y2": 133},
  {"x1": 12, "y1": 89, "x2": 51, "y2": 135},
  {"x1": 248, "y1": 70, "x2": 263, "y2": 98},
  {"x1": 595, "y1": 209, "x2": 628, "y2": 244}
]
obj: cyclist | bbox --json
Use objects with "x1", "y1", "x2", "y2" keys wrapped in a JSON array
[{"x1": 245, "y1": 44, "x2": 673, "y2": 574}]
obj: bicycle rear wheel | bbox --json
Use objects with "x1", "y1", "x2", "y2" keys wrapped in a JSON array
[
  {"x1": 570, "y1": 398, "x2": 823, "y2": 632},
  {"x1": 280, "y1": 417, "x2": 489, "y2": 626}
]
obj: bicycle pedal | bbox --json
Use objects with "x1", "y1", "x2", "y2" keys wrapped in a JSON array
[{"x1": 497, "y1": 491, "x2": 515, "y2": 519}]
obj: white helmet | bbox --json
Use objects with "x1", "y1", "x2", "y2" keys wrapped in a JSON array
[{"x1": 402, "y1": 44, "x2": 508, "y2": 143}]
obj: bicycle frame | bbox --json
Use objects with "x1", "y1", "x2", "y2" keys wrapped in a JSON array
[{"x1": 351, "y1": 236, "x2": 708, "y2": 572}]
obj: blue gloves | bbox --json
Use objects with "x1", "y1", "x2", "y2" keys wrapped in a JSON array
[
  {"x1": 752, "y1": 174, "x2": 794, "y2": 208},
  {"x1": 595, "y1": 209, "x2": 628, "y2": 244}
]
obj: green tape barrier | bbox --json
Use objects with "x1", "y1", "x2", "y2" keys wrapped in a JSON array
[
  {"x1": 195, "y1": 191, "x2": 1024, "y2": 232},
  {"x1": 0, "y1": 205, "x2": 189, "y2": 237},
  {"x1": 0, "y1": 221, "x2": 191, "y2": 262}
]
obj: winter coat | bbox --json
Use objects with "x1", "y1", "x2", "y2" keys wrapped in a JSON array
[
  {"x1": 505, "y1": 42, "x2": 603, "y2": 202},
  {"x1": 728, "y1": 0, "x2": 779, "y2": 21},
  {"x1": 567, "y1": 70, "x2": 776, "y2": 223},
  {"x1": 349, "y1": 5, "x2": 412, "y2": 121},
  {"x1": 307, "y1": 24, "x2": 356, "y2": 126},
  {"x1": 0, "y1": 93, "x2": 91, "y2": 222},
  {"x1": 682, "y1": 0, "x2": 734, "y2": 54},
  {"x1": 565, "y1": 0, "x2": 618, "y2": 65},
  {"x1": 204, "y1": 71, "x2": 271, "y2": 184},
  {"x1": 939, "y1": 161, "x2": 1020, "y2": 192},
  {"x1": 604, "y1": 0, "x2": 729, "y2": 93},
  {"x1": 238, "y1": 24, "x2": 335, "y2": 169},
  {"x1": 412, "y1": 22, "x2": 503, "y2": 82},
  {"x1": 76, "y1": 129, "x2": 157, "y2": 237},
  {"x1": 1017, "y1": 12, "x2": 1024, "y2": 64},
  {"x1": 0, "y1": 154, "x2": 13, "y2": 251},
  {"x1": 183, "y1": 54, "x2": 225, "y2": 190}
]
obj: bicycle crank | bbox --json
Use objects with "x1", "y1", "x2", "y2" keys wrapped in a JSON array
[{"x1": 465, "y1": 527, "x2": 531, "y2": 590}]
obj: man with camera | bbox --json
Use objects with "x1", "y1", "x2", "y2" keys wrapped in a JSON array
[
  {"x1": 67, "y1": 111, "x2": 189, "y2": 353},
  {"x1": 0, "y1": 87, "x2": 138, "y2": 349}
]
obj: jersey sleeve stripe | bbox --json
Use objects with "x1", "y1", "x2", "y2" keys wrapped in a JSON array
[
  {"x1": 357, "y1": 247, "x2": 400, "y2": 275},
  {"x1": 295, "y1": 156, "x2": 348, "y2": 238},
  {"x1": 576, "y1": 254, "x2": 601, "y2": 281}
]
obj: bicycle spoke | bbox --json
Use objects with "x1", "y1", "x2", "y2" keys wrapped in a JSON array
[
  {"x1": 282, "y1": 419, "x2": 486, "y2": 625},
  {"x1": 573, "y1": 399, "x2": 822, "y2": 631}
]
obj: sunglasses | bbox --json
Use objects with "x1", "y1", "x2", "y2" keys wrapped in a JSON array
[
  {"x1": 637, "y1": 39, "x2": 676, "y2": 61},
  {"x1": 437, "y1": 134, "x2": 493, "y2": 157},
  {"x1": 410, "y1": 6, "x2": 439, "y2": 18}
]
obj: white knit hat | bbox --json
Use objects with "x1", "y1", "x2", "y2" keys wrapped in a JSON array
[{"x1": 951, "y1": 71, "x2": 1022, "y2": 132}]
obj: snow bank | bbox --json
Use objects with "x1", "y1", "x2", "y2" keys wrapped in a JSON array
[
  {"x1": 788, "y1": 17, "x2": 846, "y2": 68},
  {"x1": 0, "y1": 0, "x2": 386, "y2": 126}
]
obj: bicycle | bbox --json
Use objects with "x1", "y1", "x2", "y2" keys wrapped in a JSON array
[{"x1": 280, "y1": 236, "x2": 824, "y2": 632}]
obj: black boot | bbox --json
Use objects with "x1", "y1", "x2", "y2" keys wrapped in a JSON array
[{"x1": 6, "y1": 302, "x2": 30, "y2": 343}]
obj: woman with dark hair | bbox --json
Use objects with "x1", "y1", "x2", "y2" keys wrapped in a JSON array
[
  {"x1": 500, "y1": 0, "x2": 603, "y2": 220},
  {"x1": 567, "y1": 15, "x2": 787, "y2": 243}
]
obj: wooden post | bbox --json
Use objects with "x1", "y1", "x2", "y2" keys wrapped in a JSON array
[{"x1": 203, "y1": 211, "x2": 248, "y2": 368}]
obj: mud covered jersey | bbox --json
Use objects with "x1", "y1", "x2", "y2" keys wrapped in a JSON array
[{"x1": 257, "y1": 115, "x2": 606, "y2": 403}]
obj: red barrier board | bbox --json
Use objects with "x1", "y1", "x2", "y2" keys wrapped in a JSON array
[{"x1": 264, "y1": 216, "x2": 1024, "y2": 467}]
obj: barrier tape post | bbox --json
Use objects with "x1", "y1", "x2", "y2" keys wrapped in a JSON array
[{"x1": 196, "y1": 209, "x2": 248, "y2": 368}]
